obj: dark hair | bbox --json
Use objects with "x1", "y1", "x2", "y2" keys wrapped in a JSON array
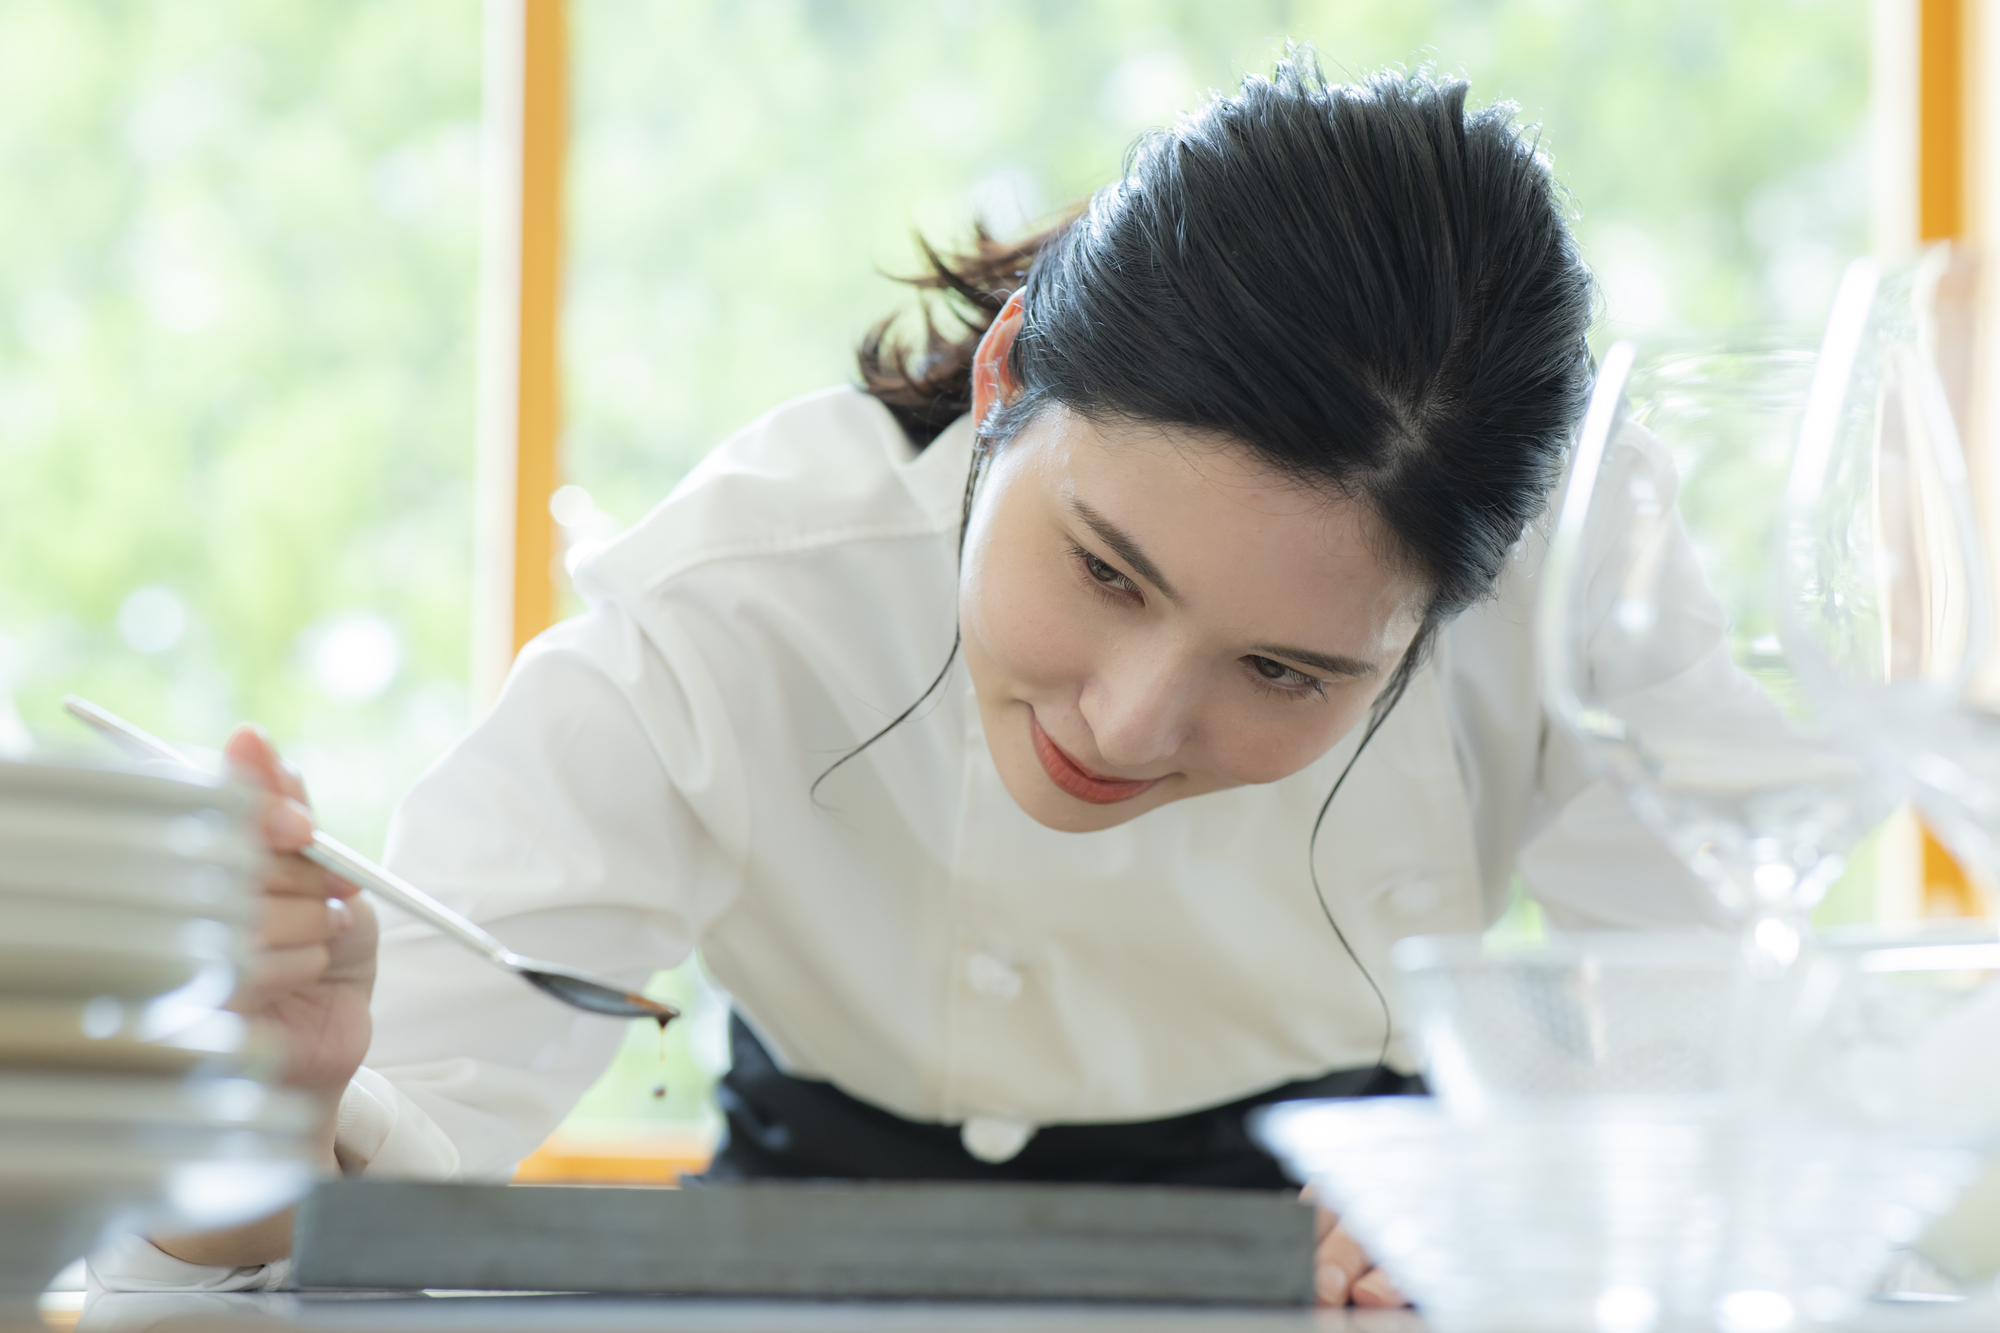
[{"x1": 862, "y1": 53, "x2": 1592, "y2": 709}]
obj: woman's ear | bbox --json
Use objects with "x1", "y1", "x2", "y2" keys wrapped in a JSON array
[{"x1": 970, "y1": 290, "x2": 1026, "y2": 431}]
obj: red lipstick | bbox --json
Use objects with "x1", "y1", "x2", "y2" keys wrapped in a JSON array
[{"x1": 1028, "y1": 710, "x2": 1163, "y2": 805}]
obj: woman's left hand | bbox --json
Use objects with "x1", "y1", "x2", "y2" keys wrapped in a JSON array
[{"x1": 1307, "y1": 1191, "x2": 1408, "y2": 1307}]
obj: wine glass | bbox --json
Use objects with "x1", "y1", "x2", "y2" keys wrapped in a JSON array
[
  {"x1": 1780, "y1": 255, "x2": 2000, "y2": 1289},
  {"x1": 1539, "y1": 342, "x2": 1905, "y2": 962},
  {"x1": 1783, "y1": 253, "x2": 1998, "y2": 886}
]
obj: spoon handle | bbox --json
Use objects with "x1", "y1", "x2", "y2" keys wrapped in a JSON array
[
  {"x1": 61, "y1": 695, "x2": 512, "y2": 965},
  {"x1": 298, "y1": 832, "x2": 511, "y2": 964}
]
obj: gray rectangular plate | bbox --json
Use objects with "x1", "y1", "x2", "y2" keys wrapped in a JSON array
[{"x1": 292, "y1": 1179, "x2": 1314, "y2": 1306}]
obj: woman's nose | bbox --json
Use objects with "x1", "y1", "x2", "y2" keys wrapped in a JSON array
[{"x1": 1078, "y1": 647, "x2": 1198, "y2": 770}]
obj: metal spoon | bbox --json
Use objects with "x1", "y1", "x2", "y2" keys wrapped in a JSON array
[{"x1": 62, "y1": 695, "x2": 678, "y2": 1025}]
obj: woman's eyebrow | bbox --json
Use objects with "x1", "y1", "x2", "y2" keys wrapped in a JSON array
[
  {"x1": 1070, "y1": 499, "x2": 1181, "y2": 601},
  {"x1": 1254, "y1": 645, "x2": 1379, "y2": 679}
]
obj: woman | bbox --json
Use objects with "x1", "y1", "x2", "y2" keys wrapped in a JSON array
[{"x1": 112, "y1": 55, "x2": 1719, "y2": 1305}]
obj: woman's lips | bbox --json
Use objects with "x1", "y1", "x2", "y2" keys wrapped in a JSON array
[{"x1": 1028, "y1": 710, "x2": 1164, "y2": 805}]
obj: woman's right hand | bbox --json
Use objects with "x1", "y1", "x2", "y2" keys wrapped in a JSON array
[
  {"x1": 152, "y1": 726, "x2": 379, "y2": 1267},
  {"x1": 221, "y1": 724, "x2": 378, "y2": 1112}
]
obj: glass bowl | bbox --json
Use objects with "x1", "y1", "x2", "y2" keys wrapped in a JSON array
[
  {"x1": 1256, "y1": 1096, "x2": 1979, "y2": 1333},
  {"x1": 1390, "y1": 932, "x2": 1756, "y2": 1117}
]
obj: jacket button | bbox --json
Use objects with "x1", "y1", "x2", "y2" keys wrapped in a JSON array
[
  {"x1": 961, "y1": 1116, "x2": 1034, "y2": 1163},
  {"x1": 966, "y1": 952, "x2": 1023, "y2": 1002}
]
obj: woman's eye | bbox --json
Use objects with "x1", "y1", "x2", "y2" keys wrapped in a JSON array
[
  {"x1": 1247, "y1": 655, "x2": 1326, "y2": 697},
  {"x1": 1077, "y1": 550, "x2": 1135, "y2": 592}
]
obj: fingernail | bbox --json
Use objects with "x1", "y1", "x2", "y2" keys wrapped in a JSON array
[
  {"x1": 1354, "y1": 1269, "x2": 1402, "y2": 1305},
  {"x1": 1315, "y1": 1263, "x2": 1349, "y2": 1303},
  {"x1": 271, "y1": 798, "x2": 312, "y2": 844}
]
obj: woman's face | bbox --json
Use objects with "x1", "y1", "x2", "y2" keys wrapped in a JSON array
[{"x1": 959, "y1": 405, "x2": 1429, "y2": 834}]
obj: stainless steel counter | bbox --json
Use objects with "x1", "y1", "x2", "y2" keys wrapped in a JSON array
[
  {"x1": 70, "y1": 1292, "x2": 1419, "y2": 1333},
  {"x1": 60, "y1": 1291, "x2": 2000, "y2": 1333}
]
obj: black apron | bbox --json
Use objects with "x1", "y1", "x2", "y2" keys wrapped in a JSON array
[{"x1": 705, "y1": 1013, "x2": 1426, "y2": 1189}]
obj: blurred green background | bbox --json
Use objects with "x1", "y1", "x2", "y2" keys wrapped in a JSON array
[{"x1": 0, "y1": 0, "x2": 1869, "y2": 1136}]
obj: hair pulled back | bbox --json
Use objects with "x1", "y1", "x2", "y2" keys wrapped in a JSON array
[{"x1": 861, "y1": 53, "x2": 1594, "y2": 697}]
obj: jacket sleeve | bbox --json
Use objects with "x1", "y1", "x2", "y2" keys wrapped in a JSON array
[
  {"x1": 87, "y1": 603, "x2": 745, "y2": 1291},
  {"x1": 357, "y1": 600, "x2": 746, "y2": 1179}
]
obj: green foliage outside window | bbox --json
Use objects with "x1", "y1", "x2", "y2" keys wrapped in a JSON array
[{"x1": 0, "y1": 0, "x2": 481, "y2": 849}]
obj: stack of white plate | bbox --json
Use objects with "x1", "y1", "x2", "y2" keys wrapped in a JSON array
[{"x1": 0, "y1": 756, "x2": 315, "y2": 1310}]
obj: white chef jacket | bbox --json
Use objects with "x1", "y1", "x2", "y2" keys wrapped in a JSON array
[
  {"x1": 352, "y1": 383, "x2": 1723, "y2": 1168},
  {"x1": 94, "y1": 385, "x2": 1724, "y2": 1292}
]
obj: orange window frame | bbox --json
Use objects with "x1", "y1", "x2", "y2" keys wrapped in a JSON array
[
  {"x1": 1913, "y1": 0, "x2": 1991, "y2": 916},
  {"x1": 475, "y1": 0, "x2": 568, "y2": 707}
]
